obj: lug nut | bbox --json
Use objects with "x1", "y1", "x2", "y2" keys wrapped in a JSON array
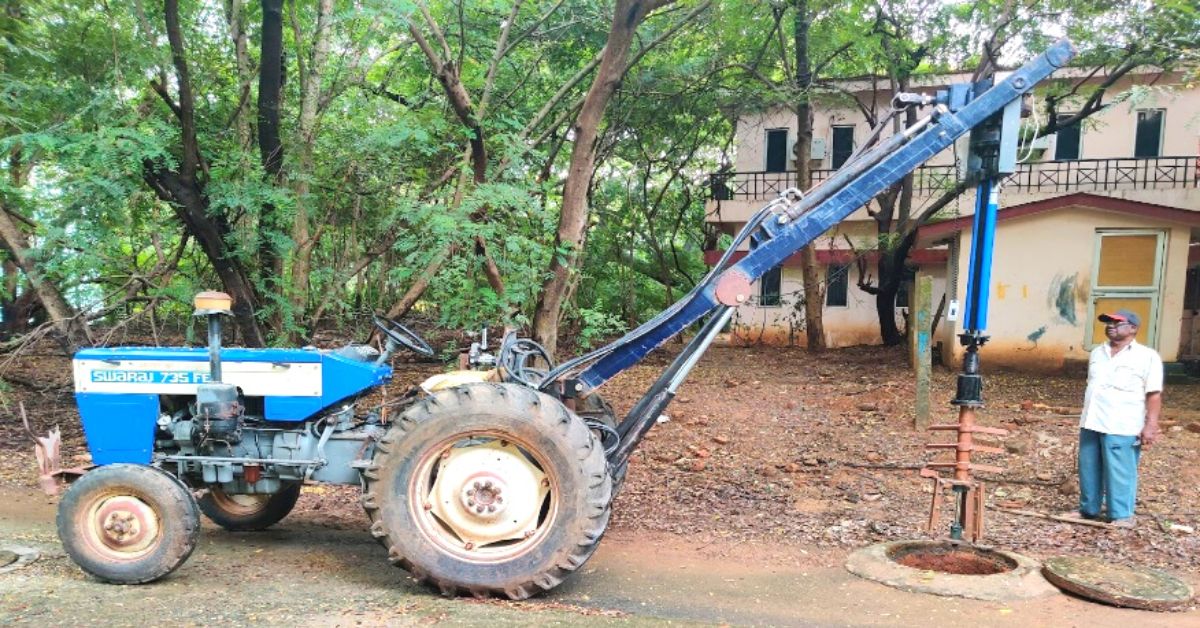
[
  {"x1": 495, "y1": 496, "x2": 503, "y2": 503},
  {"x1": 487, "y1": 505, "x2": 496, "y2": 513},
  {"x1": 467, "y1": 500, "x2": 475, "y2": 508},
  {"x1": 464, "y1": 542, "x2": 474, "y2": 550},
  {"x1": 483, "y1": 480, "x2": 492, "y2": 489},
  {"x1": 476, "y1": 505, "x2": 485, "y2": 513},
  {"x1": 466, "y1": 488, "x2": 475, "y2": 497},
  {"x1": 473, "y1": 481, "x2": 481, "y2": 490}
]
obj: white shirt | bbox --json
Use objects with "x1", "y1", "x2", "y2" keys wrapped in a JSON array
[{"x1": 1080, "y1": 340, "x2": 1164, "y2": 436}]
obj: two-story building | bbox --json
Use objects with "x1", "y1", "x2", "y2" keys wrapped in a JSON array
[{"x1": 705, "y1": 66, "x2": 1200, "y2": 370}]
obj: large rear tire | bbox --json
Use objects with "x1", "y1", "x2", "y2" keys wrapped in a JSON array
[
  {"x1": 57, "y1": 464, "x2": 200, "y2": 584},
  {"x1": 198, "y1": 483, "x2": 301, "y2": 531},
  {"x1": 362, "y1": 383, "x2": 612, "y2": 599}
]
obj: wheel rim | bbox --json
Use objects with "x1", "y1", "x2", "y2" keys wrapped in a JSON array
[
  {"x1": 209, "y1": 489, "x2": 271, "y2": 516},
  {"x1": 81, "y1": 493, "x2": 162, "y2": 561},
  {"x1": 412, "y1": 433, "x2": 555, "y2": 561}
]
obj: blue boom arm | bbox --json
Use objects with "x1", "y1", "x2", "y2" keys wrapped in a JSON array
[{"x1": 559, "y1": 39, "x2": 1075, "y2": 395}]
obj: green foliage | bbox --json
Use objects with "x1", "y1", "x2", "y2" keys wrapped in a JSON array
[{"x1": 0, "y1": 0, "x2": 1192, "y2": 352}]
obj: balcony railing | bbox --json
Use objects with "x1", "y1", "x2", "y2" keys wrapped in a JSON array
[{"x1": 707, "y1": 156, "x2": 1199, "y2": 201}]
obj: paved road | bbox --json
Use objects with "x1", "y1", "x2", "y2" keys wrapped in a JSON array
[{"x1": 0, "y1": 486, "x2": 1194, "y2": 626}]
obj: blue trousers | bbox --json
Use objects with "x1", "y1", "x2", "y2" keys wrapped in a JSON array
[{"x1": 1078, "y1": 428, "x2": 1140, "y2": 520}]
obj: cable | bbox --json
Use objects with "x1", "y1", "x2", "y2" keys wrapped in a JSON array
[{"x1": 1017, "y1": 92, "x2": 1042, "y2": 164}]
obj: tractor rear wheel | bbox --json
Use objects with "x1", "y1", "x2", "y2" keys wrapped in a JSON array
[
  {"x1": 57, "y1": 464, "x2": 200, "y2": 584},
  {"x1": 362, "y1": 383, "x2": 612, "y2": 599},
  {"x1": 198, "y1": 483, "x2": 301, "y2": 531}
]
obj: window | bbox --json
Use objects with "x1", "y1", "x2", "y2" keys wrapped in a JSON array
[
  {"x1": 1134, "y1": 109, "x2": 1164, "y2": 158},
  {"x1": 825, "y1": 264, "x2": 849, "y2": 307},
  {"x1": 765, "y1": 129, "x2": 788, "y2": 173},
  {"x1": 759, "y1": 265, "x2": 782, "y2": 306},
  {"x1": 831, "y1": 126, "x2": 855, "y2": 169},
  {"x1": 1053, "y1": 113, "x2": 1081, "y2": 161}
]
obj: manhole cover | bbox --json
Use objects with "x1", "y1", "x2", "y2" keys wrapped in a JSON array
[
  {"x1": 0, "y1": 550, "x2": 16, "y2": 568},
  {"x1": 1043, "y1": 556, "x2": 1194, "y2": 611}
]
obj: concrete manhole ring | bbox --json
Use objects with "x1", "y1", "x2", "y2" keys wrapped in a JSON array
[
  {"x1": 846, "y1": 540, "x2": 1057, "y2": 602},
  {"x1": 0, "y1": 546, "x2": 40, "y2": 574}
]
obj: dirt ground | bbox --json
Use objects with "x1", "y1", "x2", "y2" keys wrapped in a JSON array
[{"x1": 0, "y1": 342, "x2": 1198, "y2": 624}]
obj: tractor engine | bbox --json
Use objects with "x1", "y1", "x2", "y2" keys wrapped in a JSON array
[{"x1": 191, "y1": 382, "x2": 244, "y2": 446}]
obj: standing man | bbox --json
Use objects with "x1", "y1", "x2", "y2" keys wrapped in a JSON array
[{"x1": 1066, "y1": 309, "x2": 1163, "y2": 528}]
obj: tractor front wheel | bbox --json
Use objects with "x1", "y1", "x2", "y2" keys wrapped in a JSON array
[
  {"x1": 362, "y1": 383, "x2": 612, "y2": 599},
  {"x1": 198, "y1": 483, "x2": 301, "y2": 531},
  {"x1": 57, "y1": 464, "x2": 200, "y2": 584}
]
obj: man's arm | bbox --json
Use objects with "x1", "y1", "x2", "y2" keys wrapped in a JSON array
[{"x1": 1142, "y1": 391, "x2": 1162, "y2": 446}]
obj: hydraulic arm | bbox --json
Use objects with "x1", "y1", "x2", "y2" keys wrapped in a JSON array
[{"x1": 541, "y1": 39, "x2": 1076, "y2": 469}]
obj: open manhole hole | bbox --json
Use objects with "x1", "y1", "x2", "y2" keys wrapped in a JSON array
[{"x1": 886, "y1": 541, "x2": 1017, "y2": 575}]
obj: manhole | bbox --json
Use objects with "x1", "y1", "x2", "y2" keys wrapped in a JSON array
[
  {"x1": 887, "y1": 541, "x2": 1017, "y2": 575},
  {"x1": 1043, "y1": 556, "x2": 1194, "y2": 611},
  {"x1": 846, "y1": 540, "x2": 1056, "y2": 602}
]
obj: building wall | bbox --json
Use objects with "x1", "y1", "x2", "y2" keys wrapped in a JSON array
[
  {"x1": 732, "y1": 69, "x2": 1199, "y2": 175},
  {"x1": 712, "y1": 65, "x2": 1199, "y2": 366},
  {"x1": 940, "y1": 205, "x2": 1191, "y2": 370},
  {"x1": 729, "y1": 261, "x2": 948, "y2": 348}
]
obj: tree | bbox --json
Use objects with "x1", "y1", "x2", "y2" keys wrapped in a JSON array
[{"x1": 532, "y1": 0, "x2": 692, "y2": 357}]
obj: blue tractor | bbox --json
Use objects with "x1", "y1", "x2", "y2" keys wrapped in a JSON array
[{"x1": 56, "y1": 40, "x2": 1075, "y2": 598}]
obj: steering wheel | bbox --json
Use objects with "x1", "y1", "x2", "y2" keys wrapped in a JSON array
[
  {"x1": 497, "y1": 332, "x2": 554, "y2": 387},
  {"x1": 372, "y1": 315, "x2": 434, "y2": 357}
]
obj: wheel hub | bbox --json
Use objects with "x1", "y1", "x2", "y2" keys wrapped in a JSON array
[
  {"x1": 461, "y1": 475, "x2": 507, "y2": 518},
  {"x1": 427, "y1": 440, "x2": 548, "y2": 548},
  {"x1": 94, "y1": 495, "x2": 160, "y2": 554}
]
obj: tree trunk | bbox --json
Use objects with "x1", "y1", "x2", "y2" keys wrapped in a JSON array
[
  {"x1": 875, "y1": 251, "x2": 903, "y2": 346},
  {"x1": 384, "y1": 245, "x2": 458, "y2": 320},
  {"x1": 872, "y1": 83, "x2": 915, "y2": 346},
  {"x1": 792, "y1": 0, "x2": 825, "y2": 351},
  {"x1": 257, "y1": 0, "x2": 285, "y2": 317},
  {"x1": 288, "y1": 0, "x2": 335, "y2": 334},
  {"x1": 0, "y1": 203, "x2": 92, "y2": 352},
  {"x1": 223, "y1": 0, "x2": 253, "y2": 151},
  {"x1": 532, "y1": 0, "x2": 673, "y2": 356}
]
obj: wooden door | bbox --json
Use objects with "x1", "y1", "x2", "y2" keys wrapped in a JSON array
[{"x1": 1088, "y1": 230, "x2": 1165, "y2": 347}]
